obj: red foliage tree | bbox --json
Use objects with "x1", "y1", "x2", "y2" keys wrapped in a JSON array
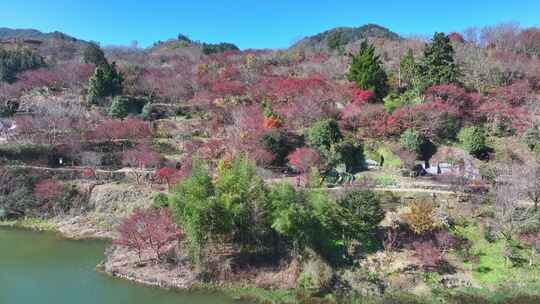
[
  {"x1": 434, "y1": 230, "x2": 457, "y2": 254},
  {"x1": 385, "y1": 100, "x2": 460, "y2": 139},
  {"x1": 488, "y1": 80, "x2": 532, "y2": 106},
  {"x1": 34, "y1": 179, "x2": 64, "y2": 201},
  {"x1": 91, "y1": 118, "x2": 151, "y2": 142},
  {"x1": 424, "y1": 84, "x2": 480, "y2": 120},
  {"x1": 17, "y1": 68, "x2": 61, "y2": 90},
  {"x1": 447, "y1": 32, "x2": 465, "y2": 43},
  {"x1": 154, "y1": 167, "x2": 180, "y2": 188},
  {"x1": 253, "y1": 75, "x2": 334, "y2": 103},
  {"x1": 114, "y1": 208, "x2": 183, "y2": 261},
  {"x1": 339, "y1": 103, "x2": 389, "y2": 138},
  {"x1": 122, "y1": 146, "x2": 162, "y2": 184},
  {"x1": 287, "y1": 148, "x2": 321, "y2": 174},
  {"x1": 412, "y1": 241, "x2": 443, "y2": 270},
  {"x1": 82, "y1": 168, "x2": 97, "y2": 179},
  {"x1": 351, "y1": 88, "x2": 375, "y2": 105}
]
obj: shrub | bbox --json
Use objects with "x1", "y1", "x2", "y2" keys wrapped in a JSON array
[
  {"x1": 151, "y1": 192, "x2": 170, "y2": 209},
  {"x1": 0, "y1": 99, "x2": 19, "y2": 117},
  {"x1": 306, "y1": 118, "x2": 343, "y2": 152},
  {"x1": 436, "y1": 115, "x2": 461, "y2": 141},
  {"x1": 298, "y1": 253, "x2": 334, "y2": 293},
  {"x1": 260, "y1": 131, "x2": 298, "y2": 166},
  {"x1": 0, "y1": 167, "x2": 38, "y2": 218},
  {"x1": 34, "y1": 179, "x2": 64, "y2": 202},
  {"x1": 435, "y1": 230, "x2": 457, "y2": 253},
  {"x1": 375, "y1": 174, "x2": 398, "y2": 187},
  {"x1": 268, "y1": 183, "x2": 351, "y2": 264},
  {"x1": 383, "y1": 91, "x2": 423, "y2": 113},
  {"x1": 403, "y1": 200, "x2": 436, "y2": 235},
  {"x1": 332, "y1": 138, "x2": 365, "y2": 173},
  {"x1": 0, "y1": 143, "x2": 52, "y2": 161},
  {"x1": 400, "y1": 129, "x2": 423, "y2": 153},
  {"x1": 154, "y1": 167, "x2": 180, "y2": 188},
  {"x1": 524, "y1": 126, "x2": 540, "y2": 150},
  {"x1": 400, "y1": 129, "x2": 437, "y2": 161},
  {"x1": 458, "y1": 126, "x2": 487, "y2": 157},
  {"x1": 141, "y1": 103, "x2": 168, "y2": 121}
]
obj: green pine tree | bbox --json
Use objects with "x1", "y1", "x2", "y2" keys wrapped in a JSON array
[
  {"x1": 418, "y1": 32, "x2": 459, "y2": 90},
  {"x1": 87, "y1": 62, "x2": 123, "y2": 105},
  {"x1": 399, "y1": 48, "x2": 416, "y2": 89},
  {"x1": 108, "y1": 96, "x2": 129, "y2": 118},
  {"x1": 346, "y1": 40, "x2": 388, "y2": 99}
]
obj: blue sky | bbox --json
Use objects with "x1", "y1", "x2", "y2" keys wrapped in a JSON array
[{"x1": 0, "y1": 0, "x2": 538, "y2": 49}]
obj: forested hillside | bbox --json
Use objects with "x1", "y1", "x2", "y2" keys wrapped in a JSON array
[{"x1": 1, "y1": 23, "x2": 540, "y2": 303}]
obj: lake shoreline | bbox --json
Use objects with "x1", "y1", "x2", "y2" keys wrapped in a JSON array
[{"x1": 0, "y1": 219, "x2": 289, "y2": 304}]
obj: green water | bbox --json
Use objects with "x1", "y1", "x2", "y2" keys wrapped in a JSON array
[{"x1": 0, "y1": 227, "x2": 244, "y2": 304}]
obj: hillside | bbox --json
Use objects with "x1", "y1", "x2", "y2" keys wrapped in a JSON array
[
  {"x1": 291, "y1": 23, "x2": 401, "y2": 50},
  {"x1": 0, "y1": 27, "x2": 83, "y2": 42},
  {"x1": 2, "y1": 21, "x2": 540, "y2": 304}
]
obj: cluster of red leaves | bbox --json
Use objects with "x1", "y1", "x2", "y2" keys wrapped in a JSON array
[
  {"x1": 226, "y1": 105, "x2": 275, "y2": 165},
  {"x1": 90, "y1": 118, "x2": 151, "y2": 142},
  {"x1": 16, "y1": 68, "x2": 62, "y2": 90},
  {"x1": 412, "y1": 241, "x2": 443, "y2": 269},
  {"x1": 434, "y1": 230, "x2": 457, "y2": 253},
  {"x1": 447, "y1": 32, "x2": 465, "y2": 43},
  {"x1": 9, "y1": 62, "x2": 93, "y2": 94},
  {"x1": 211, "y1": 79, "x2": 246, "y2": 97},
  {"x1": 185, "y1": 138, "x2": 228, "y2": 162},
  {"x1": 34, "y1": 179, "x2": 64, "y2": 201},
  {"x1": 82, "y1": 168, "x2": 96, "y2": 179},
  {"x1": 253, "y1": 75, "x2": 332, "y2": 102},
  {"x1": 287, "y1": 147, "x2": 321, "y2": 174},
  {"x1": 154, "y1": 167, "x2": 181, "y2": 188},
  {"x1": 385, "y1": 100, "x2": 460, "y2": 138},
  {"x1": 339, "y1": 103, "x2": 389, "y2": 138},
  {"x1": 122, "y1": 145, "x2": 162, "y2": 170},
  {"x1": 114, "y1": 208, "x2": 183, "y2": 261},
  {"x1": 350, "y1": 88, "x2": 375, "y2": 105},
  {"x1": 140, "y1": 64, "x2": 195, "y2": 101},
  {"x1": 488, "y1": 80, "x2": 532, "y2": 106},
  {"x1": 14, "y1": 114, "x2": 84, "y2": 146}
]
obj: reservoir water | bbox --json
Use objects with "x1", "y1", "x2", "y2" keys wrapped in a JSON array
[{"x1": 0, "y1": 227, "x2": 244, "y2": 304}]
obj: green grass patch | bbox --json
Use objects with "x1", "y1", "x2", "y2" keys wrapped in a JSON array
[
  {"x1": 374, "y1": 174, "x2": 398, "y2": 187},
  {"x1": 453, "y1": 224, "x2": 540, "y2": 287}
]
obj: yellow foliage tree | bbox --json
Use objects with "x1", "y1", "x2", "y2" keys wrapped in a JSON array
[{"x1": 403, "y1": 200, "x2": 435, "y2": 235}]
